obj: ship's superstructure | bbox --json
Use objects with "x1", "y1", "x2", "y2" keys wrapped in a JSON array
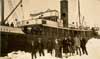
[{"x1": 0, "y1": 0, "x2": 94, "y2": 56}]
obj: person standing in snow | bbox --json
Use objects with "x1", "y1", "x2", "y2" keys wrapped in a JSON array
[
  {"x1": 62, "y1": 36, "x2": 71, "y2": 58},
  {"x1": 55, "y1": 38, "x2": 59, "y2": 57},
  {"x1": 55, "y1": 38, "x2": 62, "y2": 58},
  {"x1": 67, "y1": 36, "x2": 75, "y2": 56},
  {"x1": 31, "y1": 40, "x2": 37, "y2": 59},
  {"x1": 38, "y1": 38, "x2": 45, "y2": 56},
  {"x1": 62, "y1": 37, "x2": 68, "y2": 54},
  {"x1": 47, "y1": 38, "x2": 54, "y2": 56},
  {"x1": 80, "y1": 37, "x2": 88, "y2": 55},
  {"x1": 58, "y1": 38, "x2": 63, "y2": 58},
  {"x1": 74, "y1": 35, "x2": 81, "y2": 56}
]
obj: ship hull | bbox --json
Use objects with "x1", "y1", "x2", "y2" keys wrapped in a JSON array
[{"x1": 1, "y1": 32, "x2": 33, "y2": 56}]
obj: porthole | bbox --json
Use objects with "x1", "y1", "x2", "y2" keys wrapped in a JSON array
[{"x1": 26, "y1": 21, "x2": 29, "y2": 24}]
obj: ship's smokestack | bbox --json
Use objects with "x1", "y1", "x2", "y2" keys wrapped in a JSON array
[{"x1": 60, "y1": 0, "x2": 68, "y2": 27}]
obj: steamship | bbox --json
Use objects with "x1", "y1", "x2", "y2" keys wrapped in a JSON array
[{"x1": 0, "y1": 0, "x2": 94, "y2": 56}]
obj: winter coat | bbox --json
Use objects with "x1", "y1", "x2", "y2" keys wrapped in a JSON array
[{"x1": 74, "y1": 36, "x2": 81, "y2": 48}]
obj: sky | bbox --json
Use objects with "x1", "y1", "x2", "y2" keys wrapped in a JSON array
[{"x1": 0, "y1": 0, "x2": 100, "y2": 27}]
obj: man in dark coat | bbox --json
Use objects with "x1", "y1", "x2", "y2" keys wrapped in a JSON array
[
  {"x1": 47, "y1": 38, "x2": 53, "y2": 56},
  {"x1": 62, "y1": 37, "x2": 69, "y2": 53},
  {"x1": 38, "y1": 38, "x2": 45, "y2": 56},
  {"x1": 80, "y1": 37, "x2": 88, "y2": 55},
  {"x1": 67, "y1": 36, "x2": 75, "y2": 56}
]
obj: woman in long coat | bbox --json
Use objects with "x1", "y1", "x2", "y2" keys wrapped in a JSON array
[
  {"x1": 55, "y1": 38, "x2": 62, "y2": 58},
  {"x1": 74, "y1": 36, "x2": 81, "y2": 55}
]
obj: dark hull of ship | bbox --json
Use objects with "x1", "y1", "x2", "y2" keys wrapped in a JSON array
[{"x1": 1, "y1": 31, "x2": 34, "y2": 56}]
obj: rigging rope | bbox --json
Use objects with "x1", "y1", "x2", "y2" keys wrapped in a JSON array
[
  {"x1": 7, "y1": 0, "x2": 24, "y2": 22},
  {"x1": 7, "y1": 0, "x2": 18, "y2": 21}
]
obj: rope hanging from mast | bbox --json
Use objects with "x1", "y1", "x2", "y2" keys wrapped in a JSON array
[
  {"x1": 4, "y1": 0, "x2": 22, "y2": 23},
  {"x1": 7, "y1": 0, "x2": 18, "y2": 22}
]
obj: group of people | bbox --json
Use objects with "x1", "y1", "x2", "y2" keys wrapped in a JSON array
[
  {"x1": 62, "y1": 35, "x2": 88, "y2": 57},
  {"x1": 31, "y1": 35, "x2": 88, "y2": 59}
]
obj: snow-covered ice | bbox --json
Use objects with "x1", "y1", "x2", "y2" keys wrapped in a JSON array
[
  {"x1": 68, "y1": 37, "x2": 100, "y2": 59},
  {"x1": 86, "y1": 38, "x2": 100, "y2": 59}
]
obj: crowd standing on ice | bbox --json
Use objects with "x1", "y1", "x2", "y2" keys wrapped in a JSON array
[{"x1": 31, "y1": 34, "x2": 89, "y2": 59}]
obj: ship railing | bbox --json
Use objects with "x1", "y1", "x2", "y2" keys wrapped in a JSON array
[
  {"x1": 16, "y1": 18, "x2": 63, "y2": 28},
  {"x1": 0, "y1": 26, "x2": 24, "y2": 34}
]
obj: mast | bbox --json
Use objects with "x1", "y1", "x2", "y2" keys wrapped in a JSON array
[
  {"x1": 0, "y1": 0, "x2": 4, "y2": 56},
  {"x1": 78, "y1": 0, "x2": 81, "y2": 27},
  {"x1": 1, "y1": 0, "x2": 5, "y2": 25}
]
